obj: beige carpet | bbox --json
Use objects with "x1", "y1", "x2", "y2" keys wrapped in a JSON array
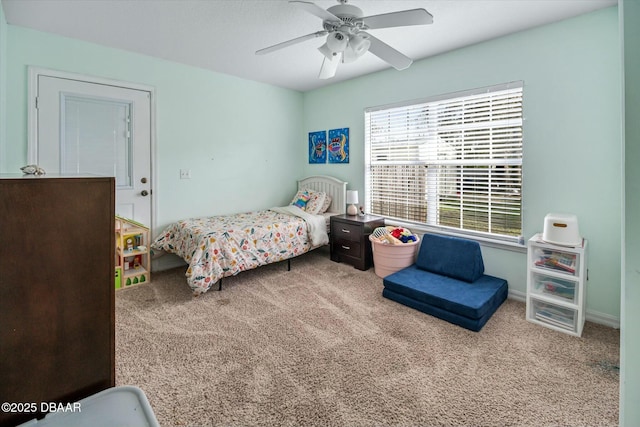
[{"x1": 116, "y1": 248, "x2": 619, "y2": 427}]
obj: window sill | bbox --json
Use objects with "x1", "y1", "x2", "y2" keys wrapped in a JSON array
[{"x1": 383, "y1": 219, "x2": 528, "y2": 254}]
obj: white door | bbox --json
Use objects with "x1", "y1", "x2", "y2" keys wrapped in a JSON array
[{"x1": 32, "y1": 74, "x2": 152, "y2": 228}]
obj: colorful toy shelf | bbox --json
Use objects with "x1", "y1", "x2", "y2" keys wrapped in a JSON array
[{"x1": 115, "y1": 216, "x2": 150, "y2": 289}]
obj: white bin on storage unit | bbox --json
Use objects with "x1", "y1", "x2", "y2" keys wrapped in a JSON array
[{"x1": 542, "y1": 213, "x2": 582, "y2": 247}]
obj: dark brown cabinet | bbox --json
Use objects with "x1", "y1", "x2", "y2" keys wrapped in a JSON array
[
  {"x1": 0, "y1": 175, "x2": 115, "y2": 427},
  {"x1": 330, "y1": 214, "x2": 384, "y2": 271}
]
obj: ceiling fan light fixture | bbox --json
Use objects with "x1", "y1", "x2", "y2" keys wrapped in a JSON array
[
  {"x1": 351, "y1": 33, "x2": 370, "y2": 55},
  {"x1": 343, "y1": 33, "x2": 371, "y2": 63},
  {"x1": 318, "y1": 42, "x2": 335, "y2": 59},
  {"x1": 326, "y1": 31, "x2": 348, "y2": 53}
]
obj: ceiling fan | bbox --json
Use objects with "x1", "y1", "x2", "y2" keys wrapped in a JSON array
[{"x1": 256, "y1": 0, "x2": 433, "y2": 79}]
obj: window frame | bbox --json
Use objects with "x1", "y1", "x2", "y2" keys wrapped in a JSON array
[{"x1": 364, "y1": 81, "x2": 524, "y2": 245}]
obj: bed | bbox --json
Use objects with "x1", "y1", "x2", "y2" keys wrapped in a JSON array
[{"x1": 151, "y1": 175, "x2": 347, "y2": 295}]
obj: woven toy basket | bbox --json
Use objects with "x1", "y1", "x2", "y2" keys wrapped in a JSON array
[{"x1": 369, "y1": 234, "x2": 420, "y2": 279}]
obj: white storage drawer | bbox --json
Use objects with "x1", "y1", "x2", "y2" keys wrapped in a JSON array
[
  {"x1": 532, "y1": 247, "x2": 579, "y2": 276},
  {"x1": 530, "y1": 299, "x2": 577, "y2": 332},
  {"x1": 526, "y1": 234, "x2": 587, "y2": 337},
  {"x1": 531, "y1": 272, "x2": 578, "y2": 304}
]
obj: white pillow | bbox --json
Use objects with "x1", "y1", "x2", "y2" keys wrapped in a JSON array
[
  {"x1": 305, "y1": 190, "x2": 327, "y2": 215},
  {"x1": 318, "y1": 193, "x2": 332, "y2": 214}
]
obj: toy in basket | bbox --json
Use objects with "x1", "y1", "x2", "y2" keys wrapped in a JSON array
[
  {"x1": 370, "y1": 226, "x2": 420, "y2": 278},
  {"x1": 371, "y1": 226, "x2": 418, "y2": 245}
]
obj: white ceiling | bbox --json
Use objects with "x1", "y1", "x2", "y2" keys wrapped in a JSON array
[{"x1": 1, "y1": 0, "x2": 617, "y2": 92}]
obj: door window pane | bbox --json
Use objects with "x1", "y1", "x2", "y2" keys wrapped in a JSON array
[{"x1": 62, "y1": 95, "x2": 132, "y2": 188}]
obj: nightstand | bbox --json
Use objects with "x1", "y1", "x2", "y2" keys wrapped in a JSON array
[{"x1": 330, "y1": 214, "x2": 385, "y2": 271}]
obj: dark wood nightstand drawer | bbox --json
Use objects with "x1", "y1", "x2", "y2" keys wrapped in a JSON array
[
  {"x1": 331, "y1": 222, "x2": 361, "y2": 242},
  {"x1": 333, "y1": 240, "x2": 361, "y2": 258},
  {"x1": 329, "y1": 214, "x2": 385, "y2": 271}
]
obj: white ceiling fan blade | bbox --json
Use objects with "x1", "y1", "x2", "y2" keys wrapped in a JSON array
[
  {"x1": 290, "y1": 1, "x2": 340, "y2": 22},
  {"x1": 256, "y1": 31, "x2": 327, "y2": 55},
  {"x1": 318, "y1": 53, "x2": 340, "y2": 79},
  {"x1": 362, "y1": 9, "x2": 433, "y2": 29},
  {"x1": 364, "y1": 33, "x2": 413, "y2": 70}
]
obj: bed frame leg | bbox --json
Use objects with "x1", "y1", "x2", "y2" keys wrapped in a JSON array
[
  {"x1": 218, "y1": 278, "x2": 222, "y2": 291},
  {"x1": 287, "y1": 259, "x2": 291, "y2": 271}
]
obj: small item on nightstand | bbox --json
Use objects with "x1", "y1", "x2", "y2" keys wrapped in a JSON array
[
  {"x1": 346, "y1": 190, "x2": 359, "y2": 216},
  {"x1": 359, "y1": 206, "x2": 365, "y2": 216}
]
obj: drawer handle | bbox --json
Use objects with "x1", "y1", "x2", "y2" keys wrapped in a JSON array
[
  {"x1": 341, "y1": 245, "x2": 351, "y2": 250},
  {"x1": 341, "y1": 229, "x2": 351, "y2": 233}
]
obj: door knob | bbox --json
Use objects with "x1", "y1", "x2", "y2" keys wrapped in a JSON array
[{"x1": 141, "y1": 190, "x2": 149, "y2": 197}]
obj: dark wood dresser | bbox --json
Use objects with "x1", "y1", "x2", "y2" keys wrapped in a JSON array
[
  {"x1": 330, "y1": 214, "x2": 385, "y2": 271},
  {"x1": 0, "y1": 175, "x2": 115, "y2": 427}
]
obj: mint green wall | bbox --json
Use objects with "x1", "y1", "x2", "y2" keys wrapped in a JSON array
[
  {"x1": 0, "y1": 5, "x2": 7, "y2": 164},
  {"x1": 621, "y1": 0, "x2": 640, "y2": 424},
  {"x1": 301, "y1": 7, "x2": 622, "y2": 322},
  {"x1": 2, "y1": 25, "x2": 304, "y2": 235}
]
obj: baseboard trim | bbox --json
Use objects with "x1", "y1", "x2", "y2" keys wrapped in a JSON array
[
  {"x1": 585, "y1": 311, "x2": 620, "y2": 329},
  {"x1": 508, "y1": 290, "x2": 620, "y2": 329},
  {"x1": 508, "y1": 289, "x2": 526, "y2": 303}
]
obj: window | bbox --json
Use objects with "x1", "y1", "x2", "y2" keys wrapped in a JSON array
[{"x1": 365, "y1": 82, "x2": 523, "y2": 241}]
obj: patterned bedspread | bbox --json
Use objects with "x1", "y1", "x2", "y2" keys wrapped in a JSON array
[{"x1": 151, "y1": 209, "x2": 319, "y2": 295}]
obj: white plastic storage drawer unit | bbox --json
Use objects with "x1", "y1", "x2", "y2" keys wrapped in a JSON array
[{"x1": 526, "y1": 233, "x2": 587, "y2": 337}]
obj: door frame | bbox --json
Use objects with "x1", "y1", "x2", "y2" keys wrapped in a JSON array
[{"x1": 27, "y1": 66, "x2": 157, "y2": 235}]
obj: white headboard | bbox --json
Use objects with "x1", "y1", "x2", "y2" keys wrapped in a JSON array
[{"x1": 297, "y1": 175, "x2": 347, "y2": 214}]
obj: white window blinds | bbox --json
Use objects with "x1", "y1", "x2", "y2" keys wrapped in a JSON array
[{"x1": 364, "y1": 82, "x2": 523, "y2": 239}]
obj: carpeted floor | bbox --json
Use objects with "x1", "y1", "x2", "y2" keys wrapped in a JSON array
[{"x1": 115, "y1": 248, "x2": 620, "y2": 427}]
